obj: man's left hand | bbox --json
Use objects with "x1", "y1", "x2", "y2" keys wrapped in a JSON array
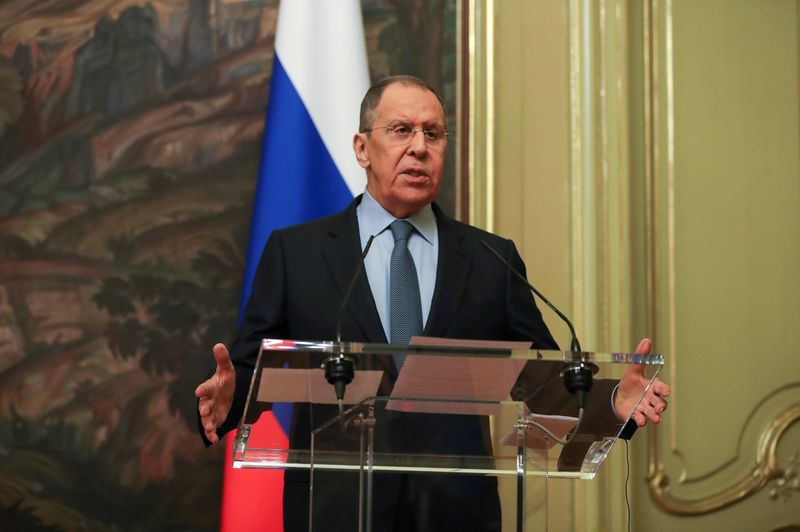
[{"x1": 614, "y1": 338, "x2": 670, "y2": 426}]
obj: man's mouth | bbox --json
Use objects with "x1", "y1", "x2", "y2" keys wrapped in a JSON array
[{"x1": 400, "y1": 169, "x2": 429, "y2": 178}]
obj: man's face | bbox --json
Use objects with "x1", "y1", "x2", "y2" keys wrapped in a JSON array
[{"x1": 353, "y1": 83, "x2": 447, "y2": 219}]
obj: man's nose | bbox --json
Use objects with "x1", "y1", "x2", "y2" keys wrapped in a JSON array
[{"x1": 406, "y1": 129, "x2": 428, "y2": 154}]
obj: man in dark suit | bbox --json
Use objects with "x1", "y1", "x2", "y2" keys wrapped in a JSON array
[{"x1": 197, "y1": 76, "x2": 670, "y2": 531}]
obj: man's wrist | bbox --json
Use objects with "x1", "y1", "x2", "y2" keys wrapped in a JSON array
[{"x1": 611, "y1": 382, "x2": 621, "y2": 419}]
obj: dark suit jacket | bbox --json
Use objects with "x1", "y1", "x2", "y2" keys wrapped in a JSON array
[
  {"x1": 203, "y1": 196, "x2": 621, "y2": 530},
  {"x1": 213, "y1": 195, "x2": 571, "y2": 440}
]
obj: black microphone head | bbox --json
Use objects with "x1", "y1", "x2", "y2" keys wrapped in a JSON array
[
  {"x1": 329, "y1": 234, "x2": 376, "y2": 405},
  {"x1": 482, "y1": 238, "x2": 592, "y2": 411},
  {"x1": 324, "y1": 354, "x2": 355, "y2": 401},
  {"x1": 561, "y1": 361, "x2": 598, "y2": 409}
]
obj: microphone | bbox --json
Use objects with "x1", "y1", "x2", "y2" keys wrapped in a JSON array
[
  {"x1": 323, "y1": 234, "x2": 375, "y2": 414},
  {"x1": 480, "y1": 240, "x2": 597, "y2": 410}
]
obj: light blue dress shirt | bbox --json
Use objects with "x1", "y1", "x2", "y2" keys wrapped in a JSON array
[{"x1": 356, "y1": 190, "x2": 439, "y2": 341}]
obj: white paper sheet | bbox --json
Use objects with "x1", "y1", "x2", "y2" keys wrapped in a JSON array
[
  {"x1": 386, "y1": 336, "x2": 531, "y2": 415},
  {"x1": 257, "y1": 368, "x2": 383, "y2": 405}
]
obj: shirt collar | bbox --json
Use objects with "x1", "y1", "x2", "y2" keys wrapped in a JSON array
[{"x1": 360, "y1": 189, "x2": 437, "y2": 245}]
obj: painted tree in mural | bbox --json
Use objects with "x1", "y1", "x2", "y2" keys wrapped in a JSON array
[
  {"x1": 0, "y1": 0, "x2": 454, "y2": 529},
  {"x1": 0, "y1": 1, "x2": 269, "y2": 528},
  {"x1": 94, "y1": 241, "x2": 244, "y2": 427}
]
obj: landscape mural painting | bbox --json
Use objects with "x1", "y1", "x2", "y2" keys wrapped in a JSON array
[{"x1": 0, "y1": 0, "x2": 457, "y2": 529}]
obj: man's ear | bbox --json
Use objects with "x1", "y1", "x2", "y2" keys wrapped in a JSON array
[{"x1": 353, "y1": 133, "x2": 370, "y2": 169}]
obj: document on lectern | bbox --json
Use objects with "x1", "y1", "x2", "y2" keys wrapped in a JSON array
[
  {"x1": 257, "y1": 368, "x2": 383, "y2": 405},
  {"x1": 387, "y1": 337, "x2": 531, "y2": 415}
]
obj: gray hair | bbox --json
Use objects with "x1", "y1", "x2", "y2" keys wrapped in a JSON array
[{"x1": 358, "y1": 75, "x2": 446, "y2": 133}]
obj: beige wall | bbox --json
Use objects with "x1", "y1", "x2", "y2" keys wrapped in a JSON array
[{"x1": 479, "y1": 0, "x2": 800, "y2": 530}]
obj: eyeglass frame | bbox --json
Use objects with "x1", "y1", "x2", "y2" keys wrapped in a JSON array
[{"x1": 361, "y1": 122, "x2": 449, "y2": 146}]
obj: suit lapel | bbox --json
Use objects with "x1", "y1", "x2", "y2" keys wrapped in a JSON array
[
  {"x1": 323, "y1": 198, "x2": 388, "y2": 344},
  {"x1": 423, "y1": 205, "x2": 471, "y2": 337}
]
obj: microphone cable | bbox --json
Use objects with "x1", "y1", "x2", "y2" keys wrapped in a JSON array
[
  {"x1": 625, "y1": 439, "x2": 632, "y2": 532},
  {"x1": 325, "y1": 234, "x2": 375, "y2": 416}
]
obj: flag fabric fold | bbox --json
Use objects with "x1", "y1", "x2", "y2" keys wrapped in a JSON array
[{"x1": 221, "y1": 2, "x2": 369, "y2": 530}]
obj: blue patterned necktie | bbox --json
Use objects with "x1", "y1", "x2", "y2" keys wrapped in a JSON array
[{"x1": 389, "y1": 220, "x2": 423, "y2": 370}]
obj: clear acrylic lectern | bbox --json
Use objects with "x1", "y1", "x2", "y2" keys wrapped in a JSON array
[{"x1": 232, "y1": 339, "x2": 663, "y2": 532}]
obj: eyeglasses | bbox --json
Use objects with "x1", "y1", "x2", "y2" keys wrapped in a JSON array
[{"x1": 363, "y1": 123, "x2": 448, "y2": 147}]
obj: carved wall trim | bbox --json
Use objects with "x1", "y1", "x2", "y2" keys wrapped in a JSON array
[
  {"x1": 642, "y1": 0, "x2": 800, "y2": 515},
  {"x1": 649, "y1": 403, "x2": 800, "y2": 515},
  {"x1": 465, "y1": 0, "x2": 495, "y2": 232}
]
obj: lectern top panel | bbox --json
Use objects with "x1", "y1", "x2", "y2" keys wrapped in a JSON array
[
  {"x1": 258, "y1": 338, "x2": 665, "y2": 365},
  {"x1": 233, "y1": 338, "x2": 664, "y2": 480}
]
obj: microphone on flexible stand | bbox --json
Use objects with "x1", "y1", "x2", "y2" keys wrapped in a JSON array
[
  {"x1": 323, "y1": 235, "x2": 375, "y2": 416},
  {"x1": 480, "y1": 241, "x2": 598, "y2": 410}
]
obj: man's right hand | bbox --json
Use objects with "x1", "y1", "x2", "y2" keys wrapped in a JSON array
[{"x1": 195, "y1": 343, "x2": 235, "y2": 444}]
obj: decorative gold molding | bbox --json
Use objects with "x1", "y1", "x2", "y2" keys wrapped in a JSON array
[
  {"x1": 456, "y1": 0, "x2": 465, "y2": 221},
  {"x1": 663, "y1": 0, "x2": 678, "y2": 453},
  {"x1": 649, "y1": 403, "x2": 800, "y2": 515},
  {"x1": 644, "y1": 0, "x2": 683, "y2": 498},
  {"x1": 596, "y1": 0, "x2": 610, "y2": 352},
  {"x1": 769, "y1": 453, "x2": 799, "y2": 502},
  {"x1": 643, "y1": 0, "x2": 800, "y2": 515},
  {"x1": 466, "y1": 0, "x2": 495, "y2": 232},
  {"x1": 484, "y1": 0, "x2": 494, "y2": 233},
  {"x1": 567, "y1": 2, "x2": 634, "y2": 528},
  {"x1": 568, "y1": 0, "x2": 584, "y2": 339},
  {"x1": 642, "y1": 0, "x2": 660, "y2": 483}
]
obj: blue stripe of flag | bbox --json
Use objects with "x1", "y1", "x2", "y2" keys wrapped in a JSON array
[{"x1": 239, "y1": 55, "x2": 356, "y2": 434}]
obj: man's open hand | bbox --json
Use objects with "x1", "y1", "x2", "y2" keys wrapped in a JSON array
[
  {"x1": 195, "y1": 343, "x2": 235, "y2": 444},
  {"x1": 614, "y1": 338, "x2": 671, "y2": 426}
]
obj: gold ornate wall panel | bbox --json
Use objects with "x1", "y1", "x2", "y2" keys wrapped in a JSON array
[
  {"x1": 568, "y1": 0, "x2": 637, "y2": 356},
  {"x1": 493, "y1": 3, "x2": 579, "y2": 529},
  {"x1": 466, "y1": 0, "x2": 496, "y2": 232},
  {"x1": 493, "y1": 1, "x2": 637, "y2": 530},
  {"x1": 568, "y1": 1, "x2": 641, "y2": 529},
  {"x1": 494, "y1": 0, "x2": 573, "y2": 349},
  {"x1": 632, "y1": 0, "x2": 800, "y2": 529},
  {"x1": 490, "y1": 0, "x2": 800, "y2": 530}
]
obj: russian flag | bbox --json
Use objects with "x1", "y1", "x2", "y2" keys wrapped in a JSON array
[{"x1": 220, "y1": 2, "x2": 369, "y2": 530}]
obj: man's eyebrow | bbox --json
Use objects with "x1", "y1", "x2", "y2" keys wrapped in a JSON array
[{"x1": 384, "y1": 118, "x2": 445, "y2": 128}]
